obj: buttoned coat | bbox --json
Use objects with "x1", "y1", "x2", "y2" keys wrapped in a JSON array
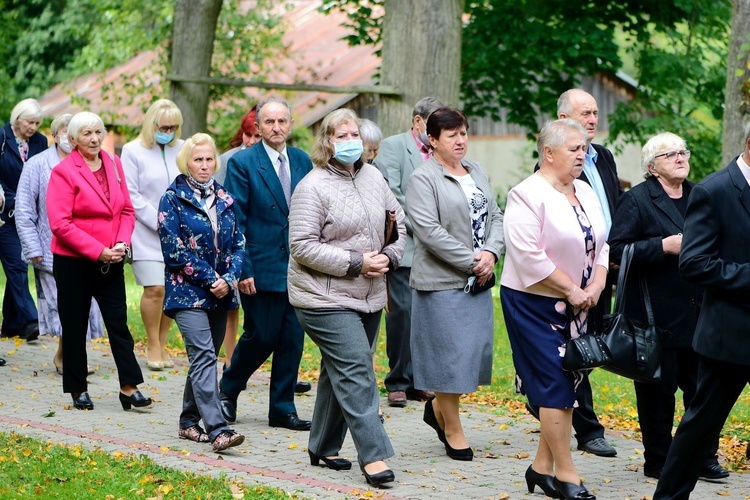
[
  {"x1": 607, "y1": 176, "x2": 701, "y2": 348},
  {"x1": 375, "y1": 131, "x2": 424, "y2": 267},
  {"x1": 224, "y1": 141, "x2": 313, "y2": 292},
  {"x1": 47, "y1": 149, "x2": 135, "y2": 262},
  {"x1": 0, "y1": 122, "x2": 48, "y2": 221},
  {"x1": 121, "y1": 139, "x2": 183, "y2": 261},
  {"x1": 679, "y1": 160, "x2": 750, "y2": 366},
  {"x1": 15, "y1": 145, "x2": 62, "y2": 272}
]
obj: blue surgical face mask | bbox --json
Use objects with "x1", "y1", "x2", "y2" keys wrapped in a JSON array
[
  {"x1": 155, "y1": 131, "x2": 174, "y2": 145},
  {"x1": 331, "y1": 139, "x2": 363, "y2": 166}
]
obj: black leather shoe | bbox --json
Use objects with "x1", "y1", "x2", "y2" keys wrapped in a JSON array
[
  {"x1": 119, "y1": 390, "x2": 152, "y2": 410},
  {"x1": 295, "y1": 381, "x2": 312, "y2": 394},
  {"x1": 360, "y1": 464, "x2": 395, "y2": 488},
  {"x1": 72, "y1": 392, "x2": 94, "y2": 410},
  {"x1": 423, "y1": 398, "x2": 446, "y2": 443},
  {"x1": 699, "y1": 463, "x2": 730, "y2": 481},
  {"x1": 309, "y1": 450, "x2": 352, "y2": 470},
  {"x1": 552, "y1": 478, "x2": 595, "y2": 500},
  {"x1": 526, "y1": 465, "x2": 561, "y2": 498},
  {"x1": 444, "y1": 440, "x2": 473, "y2": 461},
  {"x1": 269, "y1": 413, "x2": 311, "y2": 430},
  {"x1": 643, "y1": 467, "x2": 662, "y2": 479},
  {"x1": 0, "y1": 358, "x2": 6, "y2": 366},
  {"x1": 21, "y1": 321, "x2": 39, "y2": 342},
  {"x1": 577, "y1": 437, "x2": 617, "y2": 457},
  {"x1": 219, "y1": 393, "x2": 237, "y2": 423}
]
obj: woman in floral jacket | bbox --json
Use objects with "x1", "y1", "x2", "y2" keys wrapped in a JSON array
[{"x1": 157, "y1": 133, "x2": 246, "y2": 452}]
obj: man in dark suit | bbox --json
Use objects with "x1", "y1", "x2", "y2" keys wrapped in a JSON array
[
  {"x1": 531, "y1": 89, "x2": 622, "y2": 457},
  {"x1": 220, "y1": 98, "x2": 313, "y2": 431},
  {"x1": 375, "y1": 96, "x2": 443, "y2": 408},
  {"x1": 654, "y1": 124, "x2": 750, "y2": 499}
]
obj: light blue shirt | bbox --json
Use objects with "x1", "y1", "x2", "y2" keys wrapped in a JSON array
[{"x1": 583, "y1": 144, "x2": 612, "y2": 235}]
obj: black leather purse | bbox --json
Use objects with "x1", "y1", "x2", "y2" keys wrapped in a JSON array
[
  {"x1": 599, "y1": 243, "x2": 664, "y2": 383},
  {"x1": 562, "y1": 311, "x2": 612, "y2": 371}
]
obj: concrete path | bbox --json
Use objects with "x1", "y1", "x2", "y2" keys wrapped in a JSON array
[{"x1": 1, "y1": 335, "x2": 747, "y2": 499}]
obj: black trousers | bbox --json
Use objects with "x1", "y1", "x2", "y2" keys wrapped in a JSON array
[
  {"x1": 654, "y1": 356, "x2": 750, "y2": 499},
  {"x1": 53, "y1": 255, "x2": 143, "y2": 394},
  {"x1": 635, "y1": 347, "x2": 718, "y2": 475}
]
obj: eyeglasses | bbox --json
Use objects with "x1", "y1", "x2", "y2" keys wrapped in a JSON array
[
  {"x1": 157, "y1": 125, "x2": 179, "y2": 133},
  {"x1": 654, "y1": 149, "x2": 691, "y2": 161}
]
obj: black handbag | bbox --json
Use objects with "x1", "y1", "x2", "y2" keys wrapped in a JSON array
[
  {"x1": 599, "y1": 243, "x2": 664, "y2": 383},
  {"x1": 562, "y1": 311, "x2": 612, "y2": 371},
  {"x1": 466, "y1": 272, "x2": 496, "y2": 294}
]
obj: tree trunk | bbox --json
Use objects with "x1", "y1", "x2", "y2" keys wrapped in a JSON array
[
  {"x1": 169, "y1": 0, "x2": 223, "y2": 136},
  {"x1": 378, "y1": 0, "x2": 464, "y2": 137},
  {"x1": 721, "y1": 0, "x2": 750, "y2": 164}
]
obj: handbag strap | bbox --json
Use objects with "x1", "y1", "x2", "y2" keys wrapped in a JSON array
[{"x1": 613, "y1": 243, "x2": 656, "y2": 324}]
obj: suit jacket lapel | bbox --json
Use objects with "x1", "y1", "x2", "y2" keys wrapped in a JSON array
[
  {"x1": 729, "y1": 161, "x2": 750, "y2": 218},
  {"x1": 73, "y1": 150, "x2": 111, "y2": 207},
  {"x1": 258, "y1": 148, "x2": 289, "y2": 214},
  {"x1": 648, "y1": 177, "x2": 685, "y2": 231}
]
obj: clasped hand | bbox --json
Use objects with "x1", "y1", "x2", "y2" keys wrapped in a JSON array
[
  {"x1": 472, "y1": 250, "x2": 496, "y2": 285},
  {"x1": 98, "y1": 244, "x2": 127, "y2": 264},
  {"x1": 566, "y1": 282, "x2": 603, "y2": 311},
  {"x1": 362, "y1": 251, "x2": 389, "y2": 278},
  {"x1": 211, "y1": 277, "x2": 230, "y2": 299}
]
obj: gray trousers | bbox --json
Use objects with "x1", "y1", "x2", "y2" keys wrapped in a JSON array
[
  {"x1": 296, "y1": 308, "x2": 394, "y2": 466},
  {"x1": 175, "y1": 309, "x2": 230, "y2": 441},
  {"x1": 384, "y1": 266, "x2": 414, "y2": 391}
]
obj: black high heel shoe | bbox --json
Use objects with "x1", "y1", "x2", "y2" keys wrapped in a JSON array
[
  {"x1": 526, "y1": 465, "x2": 561, "y2": 498},
  {"x1": 444, "y1": 440, "x2": 473, "y2": 461},
  {"x1": 360, "y1": 464, "x2": 395, "y2": 488},
  {"x1": 308, "y1": 450, "x2": 352, "y2": 470},
  {"x1": 423, "y1": 398, "x2": 446, "y2": 443},
  {"x1": 72, "y1": 392, "x2": 94, "y2": 410},
  {"x1": 119, "y1": 390, "x2": 152, "y2": 410},
  {"x1": 552, "y1": 477, "x2": 595, "y2": 500}
]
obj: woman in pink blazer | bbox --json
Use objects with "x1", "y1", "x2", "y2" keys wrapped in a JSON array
[
  {"x1": 47, "y1": 112, "x2": 151, "y2": 412},
  {"x1": 500, "y1": 119, "x2": 608, "y2": 500}
]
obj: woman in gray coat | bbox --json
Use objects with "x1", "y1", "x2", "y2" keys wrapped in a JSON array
[
  {"x1": 288, "y1": 108, "x2": 405, "y2": 488},
  {"x1": 405, "y1": 107, "x2": 504, "y2": 461}
]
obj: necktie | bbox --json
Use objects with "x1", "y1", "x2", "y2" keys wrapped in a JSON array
[{"x1": 278, "y1": 154, "x2": 291, "y2": 206}]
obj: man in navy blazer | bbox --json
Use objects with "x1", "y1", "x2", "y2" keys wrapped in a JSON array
[
  {"x1": 220, "y1": 98, "x2": 313, "y2": 430},
  {"x1": 654, "y1": 124, "x2": 750, "y2": 499}
]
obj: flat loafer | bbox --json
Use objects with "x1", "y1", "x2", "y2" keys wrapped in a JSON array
[
  {"x1": 269, "y1": 413, "x2": 311, "y2": 431},
  {"x1": 72, "y1": 392, "x2": 94, "y2": 410}
]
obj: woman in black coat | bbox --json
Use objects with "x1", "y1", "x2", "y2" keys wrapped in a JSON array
[{"x1": 608, "y1": 132, "x2": 728, "y2": 481}]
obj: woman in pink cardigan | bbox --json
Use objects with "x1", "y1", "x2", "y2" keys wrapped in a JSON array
[
  {"x1": 501, "y1": 119, "x2": 608, "y2": 500},
  {"x1": 47, "y1": 112, "x2": 151, "y2": 412}
]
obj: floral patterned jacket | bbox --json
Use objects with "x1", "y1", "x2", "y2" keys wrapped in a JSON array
[{"x1": 158, "y1": 174, "x2": 245, "y2": 317}]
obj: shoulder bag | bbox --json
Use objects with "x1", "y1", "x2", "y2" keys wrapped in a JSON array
[{"x1": 599, "y1": 243, "x2": 664, "y2": 383}]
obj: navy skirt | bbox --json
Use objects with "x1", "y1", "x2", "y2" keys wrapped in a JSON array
[{"x1": 501, "y1": 286, "x2": 584, "y2": 409}]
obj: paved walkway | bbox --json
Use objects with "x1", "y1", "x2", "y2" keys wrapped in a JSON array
[{"x1": 1, "y1": 335, "x2": 748, "y2": 499}]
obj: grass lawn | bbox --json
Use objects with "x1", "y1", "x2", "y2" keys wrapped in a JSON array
[
  {"x1": 3, "y1": 265, "x2": 750, "y2": 469},
  {"x1": 0, "y1": 432, "x2": 292, "y2": 499}
]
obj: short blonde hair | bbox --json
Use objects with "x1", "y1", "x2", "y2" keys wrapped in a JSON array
[
  {"x1": 139, "y1": 99, "x2": 183, "y2": 149},
  {"x1": 310, "y1": 108, "x2": 361, "y2": 168},
  {"x1": 10, "y1": 98, "x2": 43, "y2": 125},
  {"x1": 50, "y1": 114, "x2": 73, "y2": 136},
  {"x1": 176, "y1": 133, "x2": 220, "y2": 176},
  {"x1": 67, "y1": 112, "x2": 107, "y2": 147},
  {"x1": 641, "y1": 132, "x2": 687, "y2": 178}
]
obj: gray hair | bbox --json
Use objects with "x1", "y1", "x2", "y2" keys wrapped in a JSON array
[
  {"x1": 359, "y1": 119, "x2": 382, "y2": 147},
  {"x1": 257, "y1": 97, "x2": 293, "y2": 121},
  {"x1": 67, "y1": 112, "x2": 107, "y2": 146},
  {"x1": 641, "y1": 132, "x2": 687, "y2": 178},
  {"x1": 50, "y1": 114, "x2": 74, "y2": 136},
  {"x1": 413, "y1": 96, "x2": 444, "y2": 119},
  {"x1": 10, "y1": 98, "x2": 43, "y2": 125},
  {"x1": 537, "y1": 119, "x2": 587, "y2": 158}
]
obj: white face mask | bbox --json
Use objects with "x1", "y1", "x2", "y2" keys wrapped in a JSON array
[{"x1": 58, "y1": 134, "x2": 73, "y2": 153}]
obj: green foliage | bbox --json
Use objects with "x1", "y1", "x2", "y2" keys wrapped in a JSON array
[
  {"x1": 608, "y1": 0, "x2": 730, "y2": 180},
  {"x1": 320, "y1": 0, "x2": 382, "y2": 51}
]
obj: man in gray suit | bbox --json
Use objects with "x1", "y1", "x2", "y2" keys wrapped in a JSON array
[{"x1": 375, "y1": 96, "x2": 443, "y2": 407}]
